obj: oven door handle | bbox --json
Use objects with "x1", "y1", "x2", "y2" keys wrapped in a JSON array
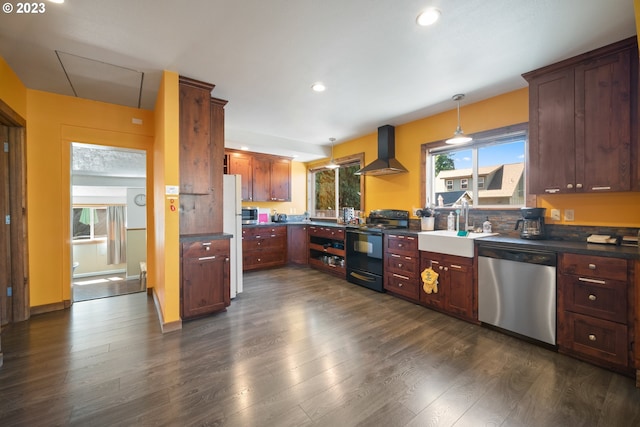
[{"x1": 347, "y1": 229, "x2": 383, "y2": 236}]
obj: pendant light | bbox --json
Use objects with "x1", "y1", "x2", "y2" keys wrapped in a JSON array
[
  {"x1": 326, "y1": 137, "x2": 339, "y2": 169},
  {"x1": 446, "y1": 94, "x2": 473, "y2": 145}
]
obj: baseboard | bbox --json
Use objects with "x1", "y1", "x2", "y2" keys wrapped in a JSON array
[
  {"x1": 73, "y1": 269, "x2": 126, "y2": 279},
  {"x1": 151, "y1": 288, "x2": 182, "y2": 333},
  {"x1": 30, "y1": 301, "x2": 69, "y2": 316}
]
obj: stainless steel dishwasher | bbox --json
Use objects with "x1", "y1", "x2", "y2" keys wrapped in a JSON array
[{"x1": 478, "y1": 243, "x2": 557, "y2": 345}]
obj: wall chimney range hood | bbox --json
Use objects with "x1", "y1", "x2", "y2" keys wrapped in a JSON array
[{"x1": 355, "y1": 125, "x2": 408, "y2": 176}]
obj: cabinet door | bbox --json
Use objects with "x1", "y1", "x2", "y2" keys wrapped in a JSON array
[
  {"x1": 228, "y1": 153, "x2": 253, "y2": 201},
  {"x1": 575, "y1": 49, "x2": 632, "y2": 192},
  {"x1": 252, "y1": 156, "x2": 271, "y2": 202},
  {"x1": 445, "y1": 258, "x2": 475, "y2": 321},
  {"x1": 419, "y1": 252, "x2": 446, "y2": 310},
  {"x1": 527, "y1": 68, "x2": 576, "y2": 194},
  {"x1": 287, "y1": 225, "x2": 308, "y2": 265},
  {"x1": 182, "y1": 252, "x2": 230, "y2": 319},
  {"x1": 179, "y1": 80, "x2": 212, "y2": 195},
  {"x1": 270, "y1": 158, "x2": 291, "y2": 201}
]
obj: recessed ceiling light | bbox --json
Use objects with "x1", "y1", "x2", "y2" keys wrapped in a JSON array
[
  {"x1": 311, "y1": 82, "x2": 326, "y2": 92},
  {"x1": 240, "y1": 146, "x2": 249, "y2": 151},
  {"x1": 416, "y1": 8, "x2": 441, "y2": 26},
  {"x1": 49, "y1": 0, "x2": 65, "y2": 4}
]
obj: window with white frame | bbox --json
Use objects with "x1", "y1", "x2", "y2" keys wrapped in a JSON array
[
  {"x1": 427, "y1": 124, "x2": 527, "y2": 207},
  {"x1": 72, "y1": 207, "x2": 107, "y2": 240}
]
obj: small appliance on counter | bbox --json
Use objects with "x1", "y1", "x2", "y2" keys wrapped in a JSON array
[
  {"x1": 514, "y1": 207, "x2": 546, "y2": 239},
  {"x1": 272, "y1": 212, "x2": 288, "y2": 223},
  {"x1": 241, "y1": 207, "x2": 259, "y2": 225}
]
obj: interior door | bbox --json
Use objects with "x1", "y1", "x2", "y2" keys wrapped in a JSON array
[{"x1": 0, "y1": 125, "x2": 10, "y2": 325}]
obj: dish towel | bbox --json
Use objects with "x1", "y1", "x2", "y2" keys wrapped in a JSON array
[{"x1": 421, "y1": 267, "x2": 439, "y2": 294}]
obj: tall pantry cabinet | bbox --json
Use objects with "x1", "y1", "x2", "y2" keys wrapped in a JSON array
[{"x1": 178, "y1": 76, "x2": 231, "y2": 319}]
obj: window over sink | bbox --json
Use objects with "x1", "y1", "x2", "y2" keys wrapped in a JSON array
[{"x1": 424, "y1": 123, "x2": 528, "y2": 208}]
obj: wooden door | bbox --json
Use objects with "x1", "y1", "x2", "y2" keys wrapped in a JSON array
[
  {"x1": 181, "y1": 253, "x2": 229, "y2": 319},
  {"x1": 270, "y1": 158, "x2": 291, "y2": 201},
  {"x1": 0, "y1": 125, "x2": 10, "y2": 325},
  {"x1": 419, "y1": 252, "x2": 446, "y2": 310},
  {"x1": 445, "y1": 257, "x2": 475, "y2": 321},
  {"x1": 575, "y1": 48, "x2": 633, "y2": 192},
  {"x1": 287, "y1": 225, "x2": 308, "y2": 265},
  {"x1": 526, "y1": 67, "x2": 576, "y2": 194},
  {"x1": 228, "y1": 153, "x2": 253, "y2": 201},
  {"x1": 252, "y1": 156, "x2": 270, "y2": 201}
]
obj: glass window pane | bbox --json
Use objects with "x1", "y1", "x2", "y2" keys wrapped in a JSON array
[
  {"x1": 94, "y1": 208, "x2": 108, "y2": 237},
  {"x1": 72, "y1": 208, "x2": 90, "y2": 239},
  {"x1": 434, "y1": 149, "x2": 472, "y2": 207},
  {"x1": 477, "y1": 140, "x2": 525, "y2": 206},
  {"x1": 315, "y1": 169, "x2": 336, "y2": 217},
  {"x1": 338, "y1": 164, "x2": 360, "y2": 210}
]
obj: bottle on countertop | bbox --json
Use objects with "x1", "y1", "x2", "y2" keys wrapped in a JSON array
[
  {"x1": 447, "y1": 212, "x2": 455, "y2": 231},
  {"x1": 482, "y1": 216, "x2": 492, "y2": 233}
]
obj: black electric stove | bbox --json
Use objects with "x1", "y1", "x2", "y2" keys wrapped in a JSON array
[{"x1": 346, "y1": 209, "x2": 409, "y2": 292}]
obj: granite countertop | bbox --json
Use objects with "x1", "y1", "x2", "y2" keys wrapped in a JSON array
[
  {"x1": 242, "y1": 220, "x2": 343, "y2": 227},
  {"x1": 180, "y1": 232, "x2": 233, "y2": 242},
  {"x1": 475, "y1": 235, "x2": 640, "y2": 260}
]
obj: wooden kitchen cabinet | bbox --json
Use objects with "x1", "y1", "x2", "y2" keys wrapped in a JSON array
[
  {"x1": 308, "y1": 225, "x2": 345, "y2": 278},
  {"x1": 242, "y1": 225, "x2": 287, "y2": 270},
  {"x1": 524, "y1": 37, "x2": 638, "y2": 195},
  {"x1": 419, "y1": 251, "x2": 476, "y2": 323},
  {"x1": 384, "y1": 233, "x2": 419, "y2": 302},
  {"x1": 558, "y1": 253, "x2": 634, "y2": 372},
  {"x1": 287, "y1": 224, "x2": 309, "y2": 265},
  {"x1": 181, "y1": 239, "x2": 230, "y2": 319},
  {"x1": 225, "y1": 149, "x2": 291, "y2": 202}
]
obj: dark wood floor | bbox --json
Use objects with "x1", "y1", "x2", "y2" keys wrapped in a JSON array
[{"x1": 2, "y1": 266, "x2": 640, "y2": 426}]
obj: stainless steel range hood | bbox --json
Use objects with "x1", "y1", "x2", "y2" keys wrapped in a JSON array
[{"x1": 355, "y1": 125, "x2": 408, "y2": 176}]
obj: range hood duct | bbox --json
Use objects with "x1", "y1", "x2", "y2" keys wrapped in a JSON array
[{"x1": 355, "y1": 125, "x2": 408, "y2": 176}]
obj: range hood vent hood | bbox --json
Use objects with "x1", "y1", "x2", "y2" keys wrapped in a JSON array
[{"x1": 355, "y1": 125, "x2": 408, "y2": 176}]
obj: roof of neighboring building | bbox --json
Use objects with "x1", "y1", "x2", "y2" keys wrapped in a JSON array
[
  {"x1": 434, "y1": 163, "x2": 524, "y2": 199},
  {"x1": 478, "y1": 163, "x2": 524, "y2": 198},
  {"x1": 435, "y1": 190, "x2": 468, "y2": 207}
]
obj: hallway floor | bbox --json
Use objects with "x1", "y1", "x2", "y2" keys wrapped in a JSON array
[{"x1": 72, "y1": 273, "x2": 145, "y2": 302}]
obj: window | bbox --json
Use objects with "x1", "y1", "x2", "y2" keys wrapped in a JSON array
[
  {"x1": 426, "y1": 123, "x2": 527, "y2": 207},
  {"x1": 72, "y1": 207, "x2": 107, "y2": 240},
  {"x1": 309, "y1": 154, "x2": 363, "y2": 217}
]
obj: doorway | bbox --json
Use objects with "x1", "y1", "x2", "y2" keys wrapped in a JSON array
[{"x1": 70, "y1": 143, "x2": 147, "y2": 303}]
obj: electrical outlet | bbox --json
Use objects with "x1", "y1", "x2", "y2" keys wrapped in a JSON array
[
  {"x1": 564, "y1": 209, "x2": 575, "y2": 221},
  {"x1": 551, "y1": 209, "x2": 560, "y2": 221},
  {"x1": 412, "y1": 208, "x2": 419, "y2": 216}
]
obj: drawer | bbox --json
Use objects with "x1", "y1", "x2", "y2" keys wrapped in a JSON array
[
  {"x1": 560, "y1": 253, "x2": 628, "y2": 282},
  {"x1": 563, "y1": 312, "x2": 628, "y2": 367},
  {"x1": 560, "y1": 274, "x2": 627, "y2": 323},
  {"x1": 182, "y1": 240, "x2": 229, "y2": 258},
  {"x1": 309, "y1": 226, "x2": 344, "y2": 240},
  {"x1": 243, "y1": 235, "x2": 286, "y2": 251},
  {"x1": 243, "y1": 226, "x2": 287, "y2": 241},
  {"x1": 384, "y1": 272, "x2": 419, "y2": 300},
  {"x1": 386, "y1": 234, "x2": 418, "y2": 254},
  {"x1": 386, "y1": 253, "x2": 418, "y2": 273},
  {"x1": 243, "y1": 251, "x2": 287, "y2": 268}
]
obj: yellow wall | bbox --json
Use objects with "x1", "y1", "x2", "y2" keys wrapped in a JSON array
[
  {"x1": 242, "y1": 160, "x2": 307, "y2": 214},
  {"x1": 313, "y1": 87, "x2": 639, "y2": 228},
  {"x1": 26, "y1": 90, "x2": 154, "y2": 307},
  {"x1": 153, "y1": 71, "x2": 181, "y2": 325},
  {"x1": 0, "y1": 56, "x2": 27, "y2": 120}
]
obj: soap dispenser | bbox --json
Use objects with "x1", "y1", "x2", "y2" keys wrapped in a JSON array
[
  {"x1": 482, "y1": 216, "x2": 492, "y2": 233},
  {"x1": 447, "y1": 212, "x2": 455, "y2": 231}
]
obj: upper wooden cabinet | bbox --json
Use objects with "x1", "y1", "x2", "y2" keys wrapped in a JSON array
[
  {"x1": 225, "y1": 150, "x2": 291, "y2": 202},
  {"x1": 524, "y1": 37, "x2": 638, "y2": 195}
]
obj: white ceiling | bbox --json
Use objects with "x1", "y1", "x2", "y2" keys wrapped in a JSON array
[{"x1": 0, "y1": 0, "x2": 636, "y2": 161}]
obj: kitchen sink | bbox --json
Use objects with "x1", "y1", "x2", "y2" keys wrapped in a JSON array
[{"x1": 417, "y1": 230, "x2": 497, "y2": 258}]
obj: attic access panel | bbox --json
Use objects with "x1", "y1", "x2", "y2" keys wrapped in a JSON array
[{"x1": 56, "y1": 51, "x2": 143, "y2": 108}]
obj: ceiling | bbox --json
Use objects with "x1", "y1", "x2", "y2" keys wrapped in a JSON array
[{"x1": 0, "y1": 0, "x2": 636, "y2": 161}]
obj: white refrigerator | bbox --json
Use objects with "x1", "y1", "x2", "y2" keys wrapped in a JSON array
[{"x1": 223, "y1": 174, "x2": 243, "y2": 298}]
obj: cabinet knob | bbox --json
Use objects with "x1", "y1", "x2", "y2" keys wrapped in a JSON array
[
  {"x1": 576, "y1": 183, "x2": 583, "y2": 189},
  {"x1": 398, "y1": 243, "x2": 403, "y2": 247},
  {"x1": 398, "y1": 263, "x2": 403, "y2": 268},
  {"x1": 398, "y1": 283, "x2": 403, "y2": 287},
  {"x1": 257, "y1": 242, "x2": 261, "y2": 246},
  {"x1": 588, "y1": 264, "x2": 596, "y2": 270},
  {"x1": 567, "y1": 183, "x2": 574, "y2": 189},
  {"x1": 444, "y1": 267, "x2": 448, "y2": 271},
  {"x1": 588, "y1": 294, "x2": 597, "y2": 301},
  {"x1": 257, "y1": 258, "x2": 261, "y2": 262},
  {"x1": 588, "y1": 334, "x2": 597, "y2": 342}
]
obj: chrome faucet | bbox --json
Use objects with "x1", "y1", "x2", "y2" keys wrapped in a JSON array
[{"x1": 461, "y1": 200, "x2": 471, "y2": 231}]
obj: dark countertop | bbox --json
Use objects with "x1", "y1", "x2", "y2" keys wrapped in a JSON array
[
  {"x1": 475, "y1": 235, "x2": 640, "y2": 260},
  {"x1": 180, "y1": 233, "x2": 232, "y2": 243},
  {"x1": 243, "y1": 221, "x2": 343, "y2": 228}
]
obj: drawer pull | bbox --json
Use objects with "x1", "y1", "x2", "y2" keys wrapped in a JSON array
[
  {"x1": 588, "y1": 264, "x2": 596, "y2": 270},
  {"x1": 450, "y1": 264, "x2": 462, "y2": 269},
  {"x1": 198, "y1": 255, "x2": 216, "y2": 261},
  {"x1": 255, "y1": 235, "x2": 261, "y2": 238},
  {"x1": 592, "y1": 186, "x2": 611, "y2": 191},
  {"x1": 588, "y1": 334, "x2": 597, "y2": 342},
  {"x1": 588, "y1": 294, "x2": 597, "y2": 301},
  {"x1": 578, "y1": 277, "x2": 606, "y2": 285},
  {"x1": 393, "y1": 273, "x2": 410, "y2": 280},
  {"x1": 202, "y1": 242, "x2": 211, "y2": 246},
  {"x1": 391, "y1": 254, "x2": 401, "y2": 258}
]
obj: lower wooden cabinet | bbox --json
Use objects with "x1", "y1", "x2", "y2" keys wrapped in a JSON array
[
  {"x1": 384, "y1": 233, "x2": 419, "y2": 301},
  {"x1": 558, "y1": 253, "x2": 634, "y2": 372},
  {"x1": 287, "y1": 224, "x2": 308, "y2": 265},
  {"x1": 242, "y1": 225, "x2": 287, "y2": 270},
  {"x1": 419, "y1": 251, "x2": 476, "y2": 322},
  {"x1": 181, "y1": 238, "x2": 230, "y2": 319},
  {"x1": 307, "y1": 225, "x2": 346, "y2": 278}
]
